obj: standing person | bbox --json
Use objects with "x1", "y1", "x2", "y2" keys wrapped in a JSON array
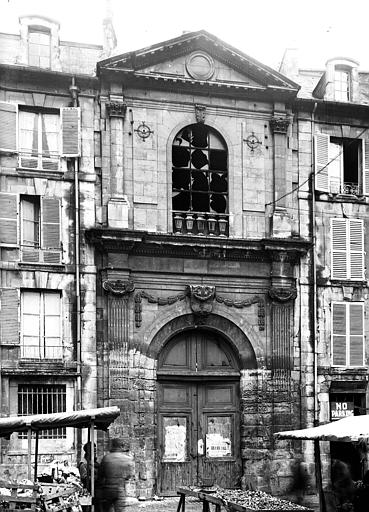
[
  {"x1": 97, "y1": 438, "x2": 135, "y2": 512},
  {"x1": 79, "y1": 442, "x2": 99, "y2": 493}
]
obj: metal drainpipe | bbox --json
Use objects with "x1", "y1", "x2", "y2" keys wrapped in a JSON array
[
  {"x1": 310, "y1": 102, "x2": 318, "y2": 426},
  {"x1": 69, "y1": 77, "x2": 82, "y2": 413}
]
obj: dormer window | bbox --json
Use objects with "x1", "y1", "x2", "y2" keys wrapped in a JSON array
[
  {"x1": 334, "y1": 67, "x2": 351, "y2": 102},
  {"x1": 28, "y1": 27, "x2": 51, "y2": 68}
]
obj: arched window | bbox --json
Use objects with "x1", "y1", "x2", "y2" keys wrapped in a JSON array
[{"x1": 172, "y1": 124, "x2": 228, "y2": 236}]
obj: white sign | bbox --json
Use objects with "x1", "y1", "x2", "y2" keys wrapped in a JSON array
[{"x1": 331, "y1": 401, "x2": 354, "y2": 421}]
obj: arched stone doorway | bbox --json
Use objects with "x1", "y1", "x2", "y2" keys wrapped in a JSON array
[{"x1": 156, "y1": 326, "x2": 243, "y2": 495}]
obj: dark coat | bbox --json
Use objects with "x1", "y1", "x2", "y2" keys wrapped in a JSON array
[{"x1": 97, "y1": 450, "x2": 134, "y2": 491}]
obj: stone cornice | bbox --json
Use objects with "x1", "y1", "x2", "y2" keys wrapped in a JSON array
[{"x1": 85, "y1": 228, "x2": 310, "y2": 262}]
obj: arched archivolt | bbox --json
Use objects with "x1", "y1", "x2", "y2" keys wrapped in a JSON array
[{"x1": 147, "y1": 313, "x2": 257, "y2": 370}]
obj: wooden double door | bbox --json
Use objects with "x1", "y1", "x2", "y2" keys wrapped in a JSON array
[{"x1": 157, "y1": 330, "x2": 241, "y2": 495}]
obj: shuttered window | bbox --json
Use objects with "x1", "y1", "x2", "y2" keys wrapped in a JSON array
[
  {"x1": 315, "y1": 134, "x2": 369, "y2": 195},
  {"x1": 0, "y1": 102, "x2": 17, "y2": 153},
  {"x1": 315, "y1": 133, "x2": 330, "y2": 192},
  {"x1": 0, "y1": 193, "x2": 18, "y2": 245},
  {"x1": 0, "y1": 289, "x2": 20, "y2": 345},
  {"x1": 332, "y1": 302, "x2": 364, "y2": 366},
  {"x1": 21, "y1": 195, "x2": 61, "y2": 264},
  {"x1": 331, "y1": 218, "x2": 364, "y2": 280},
  {"x1": 21, "y1": 291, "x2": 62, "y2": 359},
  {"x1": 363, "y1": 139, "x2": 369, "y2": 195},
  {"x1": 61, "y1": 107, "x2": 81, "y2": 157}
]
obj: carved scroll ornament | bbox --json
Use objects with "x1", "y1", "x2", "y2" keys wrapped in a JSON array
[
  {"x1": 103, "y1": 279, "x2": 135, "y2": 296},
  {"x1": 268, "y1": 286, "x2": 297, "y2": 302},
  {"x1": 269, "y1": 116, "x2": 290, "y2": 134}
]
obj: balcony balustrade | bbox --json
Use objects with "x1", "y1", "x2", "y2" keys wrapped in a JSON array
[{"x1": 173, "y1": 211, "x2": 229, "y2": 237}]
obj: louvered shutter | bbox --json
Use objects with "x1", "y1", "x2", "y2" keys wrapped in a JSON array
[
  {"x1": 362, "y1": 139, "x2": 369, "y2": 195},
  {"x1": 61, "y1": 107, "x2": 80, "y2": 157},
  {"x1": 331, "y1": 219, "x2": 348, "y2": 279},
  {"x1": 349, "y1": 219, "x2": 364, "y2": 280},
  {"x1": 332, "y1": 303, "x2": 347, "y2": 365},
  {"x1": 0, "y1": 288, "x2": 20, "y2": 345},
  {"x1": 41, "y1": 197, "x2": 61, "y2": 264},
  {"x1": 315, "y1": 133, "x2": 330, "y2": 192},
  {"x1": 0, "y1": 193, "x2": 18, "y2": 245},
  {"x1": 0, "y1": 102, "x2": 17, "y2": 153},
  {"x1": 349, "y1": 303, "x2": 364, "y2": 366}
]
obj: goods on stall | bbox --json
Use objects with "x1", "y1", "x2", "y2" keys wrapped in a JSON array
[
  {"x1": 212, "y1": 488, "x2": 311, "y2": 511},
  {"x1": 0, "y1": 480, "x2": 83, "y2": 512},
  {"x1": 0, "y1": 480, "x2": 41, "y2": 512},
  {"x1": 177, "y1": 486, "x2": 313, "y2": 512}
]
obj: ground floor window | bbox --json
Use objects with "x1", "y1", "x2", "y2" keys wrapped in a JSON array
[{"x1": 18, "y1": 384, "x2": 66, "y2": 439}]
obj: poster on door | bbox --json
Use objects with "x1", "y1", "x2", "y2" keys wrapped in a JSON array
[
  {"x1": 163, "y1": 417, "x2": 187, "y2": 462},
  {"x1": 206, "y1": 433, "x2": 231, "y2": 458}
]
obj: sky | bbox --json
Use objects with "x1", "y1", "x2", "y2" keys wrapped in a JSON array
[{"x1": 1, "y1": 0, "x2": 369, "y2": 71}]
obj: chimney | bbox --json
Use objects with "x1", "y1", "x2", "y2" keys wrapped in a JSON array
[{"x1": 103, "y1": 0, "x2": 117, "y2": 58}]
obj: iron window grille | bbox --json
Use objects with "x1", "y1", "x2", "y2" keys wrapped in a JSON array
[{"x1": 18, "y1": 384, "x2": 66, "y2": 439}]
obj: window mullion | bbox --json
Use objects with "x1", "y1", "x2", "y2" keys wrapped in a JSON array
[{"x1": 37, "y1": 113, "x2": 42, "y2": 168}]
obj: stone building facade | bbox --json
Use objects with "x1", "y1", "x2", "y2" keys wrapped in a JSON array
[
  {"x1": 0, "y1": 15, "x2": 101, "y2": 478},
  {"x1": 87, "y1": 31, "x2": 310, "y2": 497},
  {"x1": 3, "y1": 14, "x2": 369, "y2": 503},
  {"x1": 281, "y1": 51, "x2": 369, "y2": 486}
]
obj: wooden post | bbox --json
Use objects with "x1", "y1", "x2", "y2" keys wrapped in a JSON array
[
  {"x1": 34, "y1": 431, "x2": 39, "y2": 481},
  {"x1": 27, "y1": 426, "x2": 32, "y2": 480},
  {"x1": 314, "y1": 439, "x2": 326, "y2": 512},
  {"x1": 90, "y1": 418, "x2": 95, "y2": 512}
]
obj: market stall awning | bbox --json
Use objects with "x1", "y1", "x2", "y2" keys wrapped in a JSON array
[
  {"x1": 274, "y1": 414, "x2": 369, "y2": 442},
  {"x1": 0, "y1": 406, "x2": 120, "y2": 438}
]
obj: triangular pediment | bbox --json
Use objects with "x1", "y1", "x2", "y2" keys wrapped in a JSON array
[{"x1": 98, "y1": 30, "x2": 299, "y2": 94}]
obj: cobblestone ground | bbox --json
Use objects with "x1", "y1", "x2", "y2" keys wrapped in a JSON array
[{"x1": 126, "y1": 496, "x2": 201, "y2": 512}]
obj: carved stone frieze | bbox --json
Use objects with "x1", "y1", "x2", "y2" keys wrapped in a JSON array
[
  {"x1": 270, "y1": 116, "x2": 290, "y2": 134},
  {"x1": 195, "y1": 104, "x2": 206, "y2": 124},
  {"x1": 134, "y1": 283, "x2": 265, "y2": 330},
  {"x1": 103, "y1": 279, "x2": 135, "y2": 296}
]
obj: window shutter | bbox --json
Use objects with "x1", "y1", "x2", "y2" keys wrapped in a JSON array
[
  {"x1": 349, "y1": 303, "x2": 364, "y2": 366},
  {"x1": 0, "y1": 102, "x2": 17, "y2": 153},
  {"x1": 331, "y1": 219, "x2": 348, "y2": 279},
  {"x1": 61, "y1": 107, "x2": 80, "y2": 157},
  {"x1": 41, "y1": 197, "x2": 61, "y2": 264},
  {"x1": 0, "y1": 193, "x2": 18, "y2": 245},
  {"x1": 332, "y1": 303, "x2": 347, "y2": 365},
  {"x1": 315, "y1": 133, "x2": 330, "y2": 192},
  {"x1": 362, "y1": 139, "x2": 369, "y2": 195},
  {"x1": 349, "y1": 219, "x2": 364, "y2": 280},
  {"x1": 0, "y1": 288, "x2": 20, "y2": 345}
]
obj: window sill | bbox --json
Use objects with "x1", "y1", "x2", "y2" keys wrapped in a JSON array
[
  {"x1": 18, "y1": 261, "x2": 65, "y2": 270},
  {"x1": 17, "y1": 167, "x2": 64, "y2": 179},
  {"x1": 315, "y1": 191, "x2": 368, "y2": 204},
  {"x1": 330, "y1": 279, "x2": 367, "y2": 286}
]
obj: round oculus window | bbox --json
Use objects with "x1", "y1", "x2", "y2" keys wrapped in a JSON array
[{"x1": 186, "y1": 52, "x2": 215, "y2": 80}]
